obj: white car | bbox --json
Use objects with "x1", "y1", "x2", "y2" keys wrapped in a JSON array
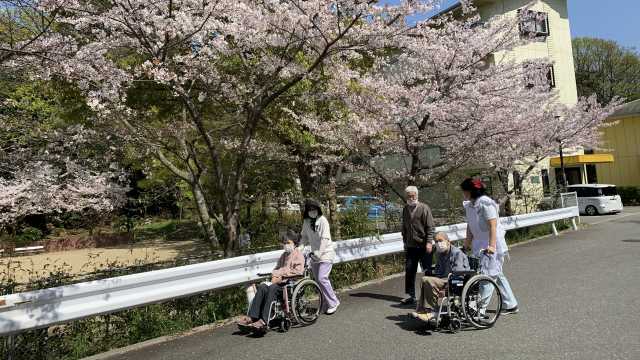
[{"x1": 567, "y1": 184, "x2": 624, "y2": 216}]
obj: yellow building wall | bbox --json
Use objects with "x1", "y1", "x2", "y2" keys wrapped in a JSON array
[
  {"x1": 476, "y1": 0, "x2": 578, "y2": 106},
  {"x1": 474, "y1": 0, "x2": 580, "y2": 198},
  {"x1": 596, "y1": 116, "x2": 640, "y2": 186}
]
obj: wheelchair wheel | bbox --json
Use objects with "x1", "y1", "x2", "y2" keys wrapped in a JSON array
[
  {"x1": 461, "y1": 274, "x2": 502, "y2": 329},
  {"x1": 279, "y1": 318, "x2": 291, "y2": 333},
  {"x1": 292, "y1": 279, "x2": 323, "y2": 326}
]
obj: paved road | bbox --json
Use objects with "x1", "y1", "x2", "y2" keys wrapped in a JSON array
[
  {"x1": 103, "y1": 212, "x2": 640, "y2": 360},
  {"x1": 579, "y1": 205, "x2": 640, "y2": 226}
]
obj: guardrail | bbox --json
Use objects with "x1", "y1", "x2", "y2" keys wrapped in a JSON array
[
  {"x1": 0, "y1": 206, "x2": 579, "y2": 336},
  {"x1": 0, "y1": 246, "x2": 45, "y2": 257}
]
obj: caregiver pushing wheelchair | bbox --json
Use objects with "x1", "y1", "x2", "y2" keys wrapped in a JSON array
[{"x1": 410, "y1": 178, "x2": 519, "y2": 332}]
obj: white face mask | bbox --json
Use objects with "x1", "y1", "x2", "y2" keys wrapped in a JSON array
[
  {"x1": 308, "y1": 210, "x2": 318, "y2": 219},
  {"x1": 436, "y1": 241, "x2": 449, "y2": 253},
  {"x1": 284, "y1": 244, "x2": 294, "y2": 253}
]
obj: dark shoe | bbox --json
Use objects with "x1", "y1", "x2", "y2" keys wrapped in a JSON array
[
  {"x1": 237, "y1": 315, "x2": 253, "y2": 326},
  {"x1": 249, "y1": 319, "x2": 267, "y2": 335},
  {"x1": 400, "y1": 297, "x2": 416, "y2": 305},
  {"x1": 502, "y1": 306, "x2": 519, "y2": 315}
]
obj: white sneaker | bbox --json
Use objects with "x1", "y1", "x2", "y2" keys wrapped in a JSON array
[{"x1": 326, "y1": 304, "x2": 340, "y2": 315}]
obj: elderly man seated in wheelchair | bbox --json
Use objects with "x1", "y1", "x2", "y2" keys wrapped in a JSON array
[
  {"x1": 237, "y1": 230, "x2": 305, "y2": 332},
  {"x1": 410, "y1": 232, "x2": 470, "y2": 322}
]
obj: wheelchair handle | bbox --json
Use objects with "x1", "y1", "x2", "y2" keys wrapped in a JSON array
[{"x1": 256, "y1": 273, "x2": 272, "y2": 277}]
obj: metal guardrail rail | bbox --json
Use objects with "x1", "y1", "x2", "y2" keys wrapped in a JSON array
[
  {"x1": 0, "y1": 246, "x2": 45, "y2": 256},
  {"x1": 0, "y1": 206, "x2": 579, "y2": 336}
]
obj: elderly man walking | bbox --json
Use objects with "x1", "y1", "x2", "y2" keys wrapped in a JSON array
[{"x1": 400, "y1": 186, "x2": 436, "y2": 305}]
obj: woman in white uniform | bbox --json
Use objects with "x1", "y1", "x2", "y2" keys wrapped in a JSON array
[
  {"x1": 300, "y1": 199, "x2": 340, "y2": 315},
  {"x1": 460, "y1": 178, "x2": 519, "y2": 314}
]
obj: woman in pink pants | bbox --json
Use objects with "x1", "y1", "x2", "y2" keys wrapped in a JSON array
[{"x1": 300, "y1": 199, "x2": 340, "y2": 314}]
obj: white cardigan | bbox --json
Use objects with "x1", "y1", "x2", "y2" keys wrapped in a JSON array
[{"x1": 300, "y1": 216, "x2": 335, "y2": 262}]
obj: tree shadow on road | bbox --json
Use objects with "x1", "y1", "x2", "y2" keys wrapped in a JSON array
[
  {"x1": 349, "y1": 292, "x2": 404, "y2": 303},
  {"x1": 386, "y1": 314, "x2": 433, "y2": 336}
]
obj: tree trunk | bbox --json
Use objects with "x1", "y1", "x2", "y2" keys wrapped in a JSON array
[
  {"x1": 192, "y1": 184, "x2": 219, "y2": 248},
  {"x1": 297, "y1": 161, "x2": 316, "y2": 197},
  {"x1": 261, "y1": 196, "x2": 268, "y2": 218},
  {"x1": 327, "y1": 173, "x2": 341, "y2": 240},
  {"x1": 223, "y1": 211, "x2": 240, "y2": 257},
  {"x1": 496, "y1": 170, "x2": 514, "y2": 216}
]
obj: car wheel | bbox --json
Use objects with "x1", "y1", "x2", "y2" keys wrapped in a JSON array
[{"x1": 585, "y1": 205, "x2": 598, "y2": 216}]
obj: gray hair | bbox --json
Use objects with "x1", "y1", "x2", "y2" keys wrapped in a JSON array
[
  {"x1": 405, "y1": 185, "x2": 418, "y2": 195},
  {"x1": 435, "y1": 232, "x2": 449, "y2": 242}
]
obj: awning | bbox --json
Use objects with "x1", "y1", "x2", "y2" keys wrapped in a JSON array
[{"x1": 549, "y1": 154, "x2": 614, "y2": 167}]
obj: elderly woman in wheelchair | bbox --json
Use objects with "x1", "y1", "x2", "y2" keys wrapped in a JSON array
[
  {"x1": 411, "y1": 232, "x2": 504, "y2": 332},
  {"x1": 237, "y1": 230, "x2": 323, "y2": 334}
]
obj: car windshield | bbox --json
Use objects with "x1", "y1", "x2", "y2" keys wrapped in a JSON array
[{"x1": 601, "y1": 186, "x2": 618, "y2": 196}]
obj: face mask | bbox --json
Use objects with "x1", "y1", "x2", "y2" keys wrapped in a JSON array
[
  {"x1": 436, "y1": 242, "x2": 449, "y2": 253},
  {"x1": 308, "y1": 210, "x2": 318, "y2": 219},
  {"x1": 284, "y1": 244, "x2": 294, "y2": 253}
]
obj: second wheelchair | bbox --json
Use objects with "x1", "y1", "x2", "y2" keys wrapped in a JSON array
[
  {"x1": 428, "y1": 256, "x2": 504, "y2": 333},
  {"x1": 245, "y1": 255, "x2": 323, "y2": 334}
]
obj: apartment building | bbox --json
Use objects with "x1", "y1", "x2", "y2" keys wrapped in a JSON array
[{"x1": 445, "y1": 0, "x2": 613, "y2": 200}]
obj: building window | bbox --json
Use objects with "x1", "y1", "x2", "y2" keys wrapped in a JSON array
[
  {"x1": 519, "y1": 10, "x2": 549, "y2": 38},
  {"x1": 524, "y1": 63, "x2": 555, "y2": 89},
  {"x1": 546, "y1": 65, "x2": 556, "y2": 88}
]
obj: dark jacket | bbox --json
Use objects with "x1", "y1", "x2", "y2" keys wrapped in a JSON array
[
  {"x1": 434, "y1": 246, "x2": 470, "y2": 278},
  {"x1": 401, "y1": 202, "x2": 435, "y2": 248}
]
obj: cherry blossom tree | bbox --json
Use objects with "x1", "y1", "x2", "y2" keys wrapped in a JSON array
[
  {"x1": 0, "y1": 122, "x2": 128, "y2": 236},
  {"x1": 488, "y1": 94, "x2": 621, "y2": 210},
  {"x1": 41, "y1": 0, "x2": 437, "y2": 254},
  {"x1": 329, "y1": 2, "x2": 619, "y2": 205},
  {"x1": 0, "y1": 0, "x2": 72, "y2": 65},
  {"x1": 0, "y1": 162, "x2": 128, "y2": 231}
]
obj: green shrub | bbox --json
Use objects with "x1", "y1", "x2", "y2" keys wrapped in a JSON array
[
  {"x1": 54, "y1": 212, "x2": 88, "y2": 229},
  {"x1": 339, "y1": 206, "x2": 378, "y2": 239},
  {"x1": 618, "y1": 186, "x2": 640, "y2": 206},
  {"x1": 15, "y1": 226, "x2": 44, "y2": 246}
]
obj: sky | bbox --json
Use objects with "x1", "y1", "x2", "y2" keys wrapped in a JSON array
[
  {"x1": 568, "y1": 0, "x2": 640, "y2": 50},
  {"x1": 397, "y1": 0, "x2": 640, "y2": 51}
]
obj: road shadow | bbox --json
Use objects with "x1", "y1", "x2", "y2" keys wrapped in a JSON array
[
  {"x1": 620, "y1": 219, "x2": 640, "y2": 225},
  {"x1": 349, "y1": 292, "x2": 404, "y2": 303},
  {"x1": 621, "y1": 239, "x2": 640, "y2": 243},
  {"x1": 386, "y1": 314, "x2": 432, "y2": 336}
]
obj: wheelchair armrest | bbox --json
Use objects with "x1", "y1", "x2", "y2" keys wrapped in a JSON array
[
  {"x1": 281, "y1": 274, "x2": 305, "y2": 281},
  {"x1": 450, "y1": 270, "x2": 476, "y2": 277}
]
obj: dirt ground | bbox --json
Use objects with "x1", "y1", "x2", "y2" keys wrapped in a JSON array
[{"x1": 1, "y1": 238, "x2": 209, "y2": 283}]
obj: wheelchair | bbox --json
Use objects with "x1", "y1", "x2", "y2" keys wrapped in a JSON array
[
  {"x1": 252, "y1": 255, "x2": 323, "y2": 333},
  {"x1": 428, "y1": 256, "x2": 503, "y2": 333}
]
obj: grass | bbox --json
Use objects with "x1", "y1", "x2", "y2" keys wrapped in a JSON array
[{"x1": 135, "y1": 219, "x2": 202, "y2": 243}]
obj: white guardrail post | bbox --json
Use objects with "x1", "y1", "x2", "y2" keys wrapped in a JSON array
[{"x1": 0, "y1": 206, "x2": 579, "y2": 336}]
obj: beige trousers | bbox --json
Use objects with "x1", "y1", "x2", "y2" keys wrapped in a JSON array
[{"x1": 417, "y1": 276, "x2": 447, "y2": 312}]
